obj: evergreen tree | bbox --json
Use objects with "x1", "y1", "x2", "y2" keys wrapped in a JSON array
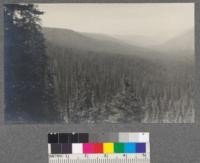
[
  {"x1": 70, "y1": 77, "x2": 94, "y2": 123},
  {"x1": 4, "y1": 4, "x2": 59, "y2": 122},
  {"x1": 107, "y1": 77, "x2": 144, "y2": 122}
]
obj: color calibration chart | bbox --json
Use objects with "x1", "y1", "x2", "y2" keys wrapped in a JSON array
[{"x1": 48, "y1": 132, "x2": 150, "y2": 163}]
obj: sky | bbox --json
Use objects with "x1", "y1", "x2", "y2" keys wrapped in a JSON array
[{"x1": 37, "y1": 3, "x2": 194, "y2": 43}]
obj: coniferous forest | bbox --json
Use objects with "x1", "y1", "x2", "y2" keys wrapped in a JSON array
[{"x1": 4, "y1": 4, "x2": 195, "y2": 123}]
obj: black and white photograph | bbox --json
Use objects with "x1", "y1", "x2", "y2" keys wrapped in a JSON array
[{"x1": 4, "y1": 3, "x2": 194, "y2": 123}]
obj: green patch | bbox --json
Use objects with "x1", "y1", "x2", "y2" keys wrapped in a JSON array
[{"x1": 114, "y1": 143, "x2": 124, "y2": 153}]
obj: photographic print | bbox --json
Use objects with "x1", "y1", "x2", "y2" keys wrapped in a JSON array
[{"x1": 4, "y1": 3, "x2": 194, "y2": 123}]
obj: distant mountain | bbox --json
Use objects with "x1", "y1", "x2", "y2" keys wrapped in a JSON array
[
  {"x1": 42, "y1": 27, "x2": 161, "y2": 60},
  {"x1": 156, "y1": 29, "x2": 194, "y2": 59},
  {"x1": 81, "y1": 32, "x2": 122, "y2": 43},
  {"x1": 42, "y1": 27, "x2": 194, "y2": 65},
  {"x1": 112, "y1": 34, "x2": 161, "y2": 48},
  {"x1": 42, "y1": 27, "x2": 141, "y2": 56}
]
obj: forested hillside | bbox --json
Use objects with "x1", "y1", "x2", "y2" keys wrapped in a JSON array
[
  {"x1": 44, "y1": 28, "x2": 195, "y2": 123},
  {"x1": 4, "y1": 4, "x2": 194, "y2": 123}
]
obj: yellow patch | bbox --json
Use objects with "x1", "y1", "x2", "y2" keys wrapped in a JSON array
[{"x1": 103, "y1": 143, "x2": 114, "y2": 154}]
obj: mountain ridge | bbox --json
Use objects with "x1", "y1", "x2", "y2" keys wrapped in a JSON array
[
  {"x1": 42, "y1": 27, "x2": 141, "y2": 56},
  {"x1": 42, "y1": 27, "x2": 194, "y2": 63}
]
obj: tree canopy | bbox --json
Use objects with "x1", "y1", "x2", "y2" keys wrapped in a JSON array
[{"x1": 4, "y1": 4, "x2": 59, "y2": 123}]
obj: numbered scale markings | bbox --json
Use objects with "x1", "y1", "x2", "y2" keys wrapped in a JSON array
[{"x1": 48, "y1": 132, "x2": 150, "y2": 163}]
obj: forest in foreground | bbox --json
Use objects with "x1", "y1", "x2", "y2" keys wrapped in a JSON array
[
  {"x1": 4, "y1": 4, "x2": 195, "y2": 123},
  {"x1": 45, "y1": 34, "x2": 194, "y2": 123}
]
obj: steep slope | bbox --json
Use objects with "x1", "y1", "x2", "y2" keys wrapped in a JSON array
[
  {"x1": 42, "y1": 27, "x2": 134, "y2": 55},
  {"x1": 42, "y1": 27, "x2": 161, "y2": 60}
]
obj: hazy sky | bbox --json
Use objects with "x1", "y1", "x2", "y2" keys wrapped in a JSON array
[{"x1": 38, "y1": 3, "x2": 194, "y2": 42}]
